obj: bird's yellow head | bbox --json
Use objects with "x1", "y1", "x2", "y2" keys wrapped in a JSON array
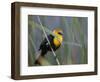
[{"x1": 53, "y1": 28, "x2": 63, "y2": 46}]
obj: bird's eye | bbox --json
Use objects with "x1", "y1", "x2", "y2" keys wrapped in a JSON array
[{"x1": 58, "y1": 32, "x2": 63, "y2": 35}]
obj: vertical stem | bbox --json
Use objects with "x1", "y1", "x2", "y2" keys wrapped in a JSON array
[{"x1": 37, "y1": 16, "x2": 60, "y2": 65}]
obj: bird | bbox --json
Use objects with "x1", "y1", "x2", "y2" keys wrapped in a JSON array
[{"x1": 34, "y1": 28, "x2": 63, "y2": 65}]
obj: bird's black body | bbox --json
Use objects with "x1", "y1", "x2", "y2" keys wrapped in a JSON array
[
  {"x1": 34, "y1": 28, "x2": 63, "y2": 65},
  {"x1": 39, "y1": 35, "x2": 60, "y2": 56}
]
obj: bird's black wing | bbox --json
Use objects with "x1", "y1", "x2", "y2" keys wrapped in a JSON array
[
  {"x1": 39, "y1": 35, "x2": 53, "y2": 49},
  {"x1": 39, "y1": 35, "x2": 54, "y2": 55}
]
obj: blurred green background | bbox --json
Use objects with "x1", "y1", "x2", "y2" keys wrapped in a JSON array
[{"x1": 28, "y1": 15, "x2": 88, "y2": 66}]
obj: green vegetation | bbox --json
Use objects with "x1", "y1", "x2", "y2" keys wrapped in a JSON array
[{"x1": 28, "y1": 15, "x2": 88, "y2": 66}]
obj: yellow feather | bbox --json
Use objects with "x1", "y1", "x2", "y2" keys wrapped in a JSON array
[
  {"x1": 53, "y1": 35, "x2": 63, "y2": 47},
  {"x1": 53, "y1": 28, "x2": 63, "y2": 47}
]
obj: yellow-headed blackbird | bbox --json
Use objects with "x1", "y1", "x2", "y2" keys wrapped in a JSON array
[{"x1": 35, "y1": 28, "x2": 63, "y2": 64}]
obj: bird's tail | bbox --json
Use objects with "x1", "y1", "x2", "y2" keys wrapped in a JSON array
[
  {"x1": 34, "y1": 50, "x2": 42, "y2": 65},
  {"x1": 34, "y1": 50, "x2": 50, "y2": 65},
  {"x1": 34, "y1": 59, "x2": 39, "y2": 64}
]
